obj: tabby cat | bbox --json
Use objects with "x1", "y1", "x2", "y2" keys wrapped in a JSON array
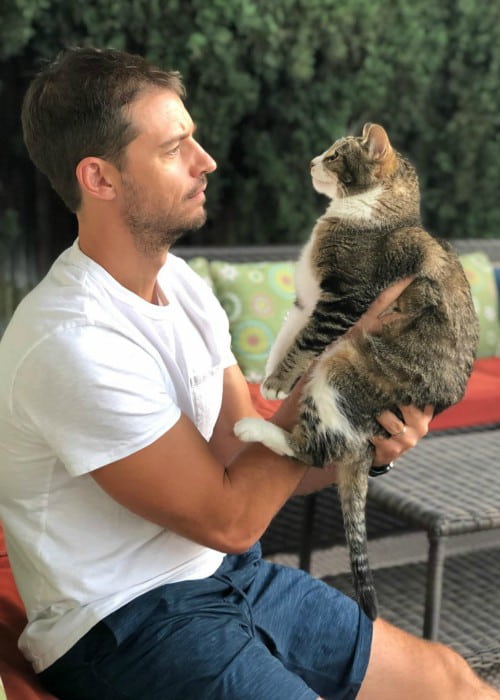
[{"x1": 234, "y1": 123, "x2": 479, "y2": 620}]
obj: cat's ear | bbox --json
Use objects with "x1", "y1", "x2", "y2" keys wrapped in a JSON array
[
  {"x1": 362, "y1": 123, "x2": 391, "y2": 160},
  {"x1": 362, "y1": 122, "x2": 374, "y2": 140},
  {"x1": 362, "y1": 123, "x2": 396, "y2": 175}
]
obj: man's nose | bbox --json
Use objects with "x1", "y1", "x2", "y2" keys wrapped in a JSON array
[{"x1": 193, "y1": 141, "x2": 217, "y2": 175}]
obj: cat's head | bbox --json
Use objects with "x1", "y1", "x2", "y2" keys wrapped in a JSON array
[{"x1": 310, "y1": 123, "x2": 415, "y2": 202}]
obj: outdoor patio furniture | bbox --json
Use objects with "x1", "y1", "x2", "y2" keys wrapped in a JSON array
[{"x1": 324, "y1": 425, "x2": 500, "y2": 686}]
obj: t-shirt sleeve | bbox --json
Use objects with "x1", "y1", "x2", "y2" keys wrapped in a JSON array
[{"x1": 13, "y1": 324, "x2": 181, "y2": 475}]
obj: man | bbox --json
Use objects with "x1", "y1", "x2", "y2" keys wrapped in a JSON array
[{"x1": 0, "y1": 47, "x2": 497, "y2": 699}]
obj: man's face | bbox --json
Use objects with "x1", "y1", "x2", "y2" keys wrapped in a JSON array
[{"x1": 117, "y1": 89, "x2": 217, "y2": 255}]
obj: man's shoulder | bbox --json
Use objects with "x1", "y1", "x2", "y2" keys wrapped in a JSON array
[
  {"x1": 0, "y1": 266, "x2": 137, "y2": 384},
  {"x1": 2, "y1": 270, "x2": 100, "y2": 349}
]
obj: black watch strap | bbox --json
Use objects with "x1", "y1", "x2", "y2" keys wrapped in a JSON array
[{"x1": 369, "y1": 462, "x2": 394, "y2": 477}]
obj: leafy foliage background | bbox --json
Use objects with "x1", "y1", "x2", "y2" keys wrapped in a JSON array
[{"x1": 2, "y1": 0, "x2": 500, "y2": 276}]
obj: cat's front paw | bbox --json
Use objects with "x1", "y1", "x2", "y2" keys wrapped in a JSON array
[
  {"x1": 261, "y1": 375, "x2": 290, "y2": 400},
  {"x1": 234, "y1": 418, "x2": 294, "y2": 457},
  {"x1": 234, "y1": 417, "x2": 267, "y2": 444}
]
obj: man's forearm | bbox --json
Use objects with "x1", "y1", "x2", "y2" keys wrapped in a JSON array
[{"x1": 293, "y1": 462, "x2": 338, "y2": 495}]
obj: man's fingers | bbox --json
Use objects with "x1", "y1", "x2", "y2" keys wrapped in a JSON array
[
  {"x1": 350, "y1": 276, "x2": 414, "y2": 336},
  {"x1": 400, "y1": 404, "x2": 434, "y2": 433},
  {"x1": 376, "y1": 410, "x2": 407, "y2": 439},
  {"x1": 370, "y1": 404, "x2": 434, "y2": 466}
]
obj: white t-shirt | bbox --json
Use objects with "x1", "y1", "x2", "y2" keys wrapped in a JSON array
[{"x1": 0, "y1": 240, "x2": 236, "y2": 672}]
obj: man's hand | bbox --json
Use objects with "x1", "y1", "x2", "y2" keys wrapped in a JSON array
[
  {"x1": 343, "y1": 275, "x2": 434, "y2": 464},
  {"x1": 371, "y1": 404, "x2": 433, "y2": 466},
  {"x1": 353, "y1": 277, "x2": 434, "y2": 464},
  {"x1": 294, "y1": 403, "x2": 433, "y2": 495},
  {"x1": 347, "y1": 276, "x2": 415, "y2": 338}
]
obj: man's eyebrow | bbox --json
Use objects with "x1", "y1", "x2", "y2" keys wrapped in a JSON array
[{"x1": 159, "y1": 123, "x2": 197, "y2": 150}]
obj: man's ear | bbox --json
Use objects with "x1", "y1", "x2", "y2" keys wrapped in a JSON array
[{"x1": 75, "y1": 157, "x2": 118, "y2": 201}]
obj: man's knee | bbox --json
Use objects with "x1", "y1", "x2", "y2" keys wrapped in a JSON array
[
  {"x1": 359, "y1": 618, "x2": 498, "y2": 700},
  {"x1": 432, "y1": 641, "x2": 487, "y2": 692}
]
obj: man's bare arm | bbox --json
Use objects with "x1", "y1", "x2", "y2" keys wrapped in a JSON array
[{"x1": 91, "y1": 389, "x2": 308, "y2": 555}]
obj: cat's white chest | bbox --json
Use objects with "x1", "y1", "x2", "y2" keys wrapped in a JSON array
[
  {"x1": 263, "y1": 238, "x2": 320, "y2": 379},
  {"x1": 295, "y1": 238, "x2": 321, "y2": 310}
]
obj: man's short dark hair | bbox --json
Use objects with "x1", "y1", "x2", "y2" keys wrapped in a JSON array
[{"x1": 21, "y1": 47, "x2": 185, "y2": 212}]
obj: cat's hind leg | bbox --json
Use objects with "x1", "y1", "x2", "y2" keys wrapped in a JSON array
[
  {"x1": 303, "y1": 341, "x2": 379, "y2": 617},
  {"x1": 296, "y1": 338, "x2": 373, "y2": 458}
]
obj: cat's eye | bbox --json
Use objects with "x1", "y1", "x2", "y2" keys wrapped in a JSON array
[{"x1": 325, "y1": 153, "x2": 339, "y2": 163}]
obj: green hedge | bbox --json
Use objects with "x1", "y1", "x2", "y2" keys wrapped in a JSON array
[{"x1": 2, "y1": 0, "x2": 500, "y2": 271}]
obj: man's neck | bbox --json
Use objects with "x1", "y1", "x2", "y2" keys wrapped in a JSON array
[{"x1": 77, "y1": 216, "x2": 169, "y2": 303}]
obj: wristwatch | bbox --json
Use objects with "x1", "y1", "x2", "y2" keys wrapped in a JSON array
[{"x1": 369, "y1": 462, "x2": 394, "y2": 477}]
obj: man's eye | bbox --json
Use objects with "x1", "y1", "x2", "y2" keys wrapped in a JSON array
[{"x1": 166, "y1": 145, "x2": 181, "y2": 156}]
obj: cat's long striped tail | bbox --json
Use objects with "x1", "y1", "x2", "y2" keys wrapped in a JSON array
[{"x1": 337, "y1": 455, "x2": 378, "y2": 620}]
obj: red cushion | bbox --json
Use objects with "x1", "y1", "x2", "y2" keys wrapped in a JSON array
[
  {"x1": 248, "y1": 358, "x2": 500, "y2": 431},
  {"x1": 430, "y1": 358, "x2": 500, "y2": 430},
  {"x1": 0, "y1": 525, "x2": 57, "y2": 699},
  {"x1": 247, "y1": 382, "x2": 282, "y2": 420}
]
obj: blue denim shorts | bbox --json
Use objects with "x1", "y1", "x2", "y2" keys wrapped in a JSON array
[{"x1": 39, "y1": 543, "x2": 372, "y2": 700}]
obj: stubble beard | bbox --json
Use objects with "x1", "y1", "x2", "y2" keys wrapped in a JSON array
[{"x1": 121, "y1": 176, "x2": 207, "y2": 256}]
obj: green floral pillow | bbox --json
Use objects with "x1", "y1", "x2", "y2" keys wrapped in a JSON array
[
  {"x1": 187, "y1": 250, "x2": 500, "y2": 381},
  {"x1": 208, "y1": 260, "x2": 296, "y2": 380},
  {"x1": 459, "y1": 251, "x2": 500, "y2": 357}
]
